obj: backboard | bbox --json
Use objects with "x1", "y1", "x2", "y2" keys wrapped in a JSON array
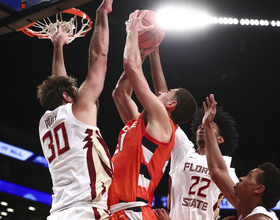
[{"x1": 0, "y1": 0, "x2": 93, "y2": 35}]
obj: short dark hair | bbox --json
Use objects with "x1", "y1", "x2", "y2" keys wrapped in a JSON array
[
  {"x1": 170, "y1": 88, "x2": 197, "y2": 125},
  {"x1": 258, "y1": 162, "x2": 280, "y2": 210},
  {"x1": 37, "y1": 76, "x2": 77, "y2": 110},
  {"x1": 190, "y1": 107, "x2": 239, "y2": 156}
]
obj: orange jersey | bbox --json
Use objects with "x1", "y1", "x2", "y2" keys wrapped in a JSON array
[{"x1": 108, "y1": 113, "x2": 176, "y2": 219}]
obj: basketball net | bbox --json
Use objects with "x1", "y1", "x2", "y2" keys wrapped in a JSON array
[{"x1": 17, "y1": 8, "x2": 92, "y2": 44}]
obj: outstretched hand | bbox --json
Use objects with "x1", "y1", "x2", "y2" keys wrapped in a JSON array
[
  {"x1": 51, "y1": 26, "x2": 68, "y2": 46},
  {"x1": 125, "y1": 10, "x2": 155, "y2": 35},
  {"x1": 202, "y1": 94, "x2": 217, "y2": 127}
]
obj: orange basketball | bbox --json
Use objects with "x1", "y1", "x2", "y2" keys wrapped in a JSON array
[{"x1": 138, "y1": 10, "x2": 165, "y2": 49}]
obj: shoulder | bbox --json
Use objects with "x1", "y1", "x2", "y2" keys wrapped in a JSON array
[
  {"x1": 144, "y1": 111, "x2": 174, "y2": 143},
  {"x1": 39, "y1": 105, "x2": 65, "y2": 125},
  {"x1": 245, "y1": 206, "x2": 278, "y2": 220},
  {"x1": 174, "y1": 127, "x2": 194, "y2": 151},
  {"x1": 175, "y1": 127, "x2": 193, "y2": 145},
  {"x1": 246, "y1": 214, "x2": 274, "y2": 220},
  {"x1": 222, "y1": 155, "x2": 233, "y2": 167},
  {"x1": 175, "y1": 126, "x2": 186, "y2": 138}
]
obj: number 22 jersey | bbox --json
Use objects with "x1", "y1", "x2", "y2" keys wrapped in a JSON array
[{"x1": 169, "y1": 127, "x2": 238, "y2": 220}]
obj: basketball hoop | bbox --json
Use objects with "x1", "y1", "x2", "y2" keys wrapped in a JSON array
[{"x1": 17, "y1": 8, "x2": 92, "y2": 43}]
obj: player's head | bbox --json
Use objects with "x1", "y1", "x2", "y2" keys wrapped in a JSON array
[
  {"x1": 190, "y1": 107, "x2": 239, "y2": 156},
  {"x1": 158, "y1": 88, "x2": 197, "y2": 125},
  {"x1": 257, "y1": 162, "x2": 280, "y2": 210},
  {"x1": 234, "y1": 162, "x2": 280, "y2": 210},
  {"x1": 37, "y1": 76, "x2": 78, "y2": 110}
]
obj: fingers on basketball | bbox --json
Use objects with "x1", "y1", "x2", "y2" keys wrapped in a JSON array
[{"x1": 138, "y1": 10, "x2": 165, "y2": 49}]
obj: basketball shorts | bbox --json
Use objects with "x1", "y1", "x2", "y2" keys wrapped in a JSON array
[
  {"x1": 110, "y1": 206, "x2": 157, "y2": 220},
  {"x1": 47, "y1": 206, "x2": 110, "y2": 220}
]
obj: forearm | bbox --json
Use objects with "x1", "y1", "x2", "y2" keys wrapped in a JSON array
[
  {"x1": 150, "y1": 48, "x2": 168, "y2": 95},
  {"x1": 124, "y1": 30, "x2": 142, "y2": 70},
  {"x1": 88, "y1": 8, "x2": 109, "y2": 69},
  {"x1": 205, "y1": 124, "x2": 238, "y2": 207},
  {"x1": 205, "y1": 125, "x2": 228, "y2": 179},
  {"x1": 123, "y1": 30, "x2": 162, "y2": 117},
  {"x1": 85, "y1": 6, "x2": 110, "y2": 100},
  {"x1": 123, "y1": 31, "x2": 153, "y2": 101},
  {"x1": 76, "y1": 3, "x2": 111, "y2": 110},
  {"x1": 52, "y1": 44, "x2": 67, "y2": 77}
]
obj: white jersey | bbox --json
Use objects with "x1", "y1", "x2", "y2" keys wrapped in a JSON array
[
  {"x1": 169, "y1": 127, "x2": 239, "y2": 220},
  {"x1": 240, "y1": 206, "x2": 278, "y2": 220},
  {"x1": 39, "y1": 103, "x2": 113, "y2": 217}
]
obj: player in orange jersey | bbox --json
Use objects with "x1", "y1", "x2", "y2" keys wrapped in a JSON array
[{"x1": 108, "y1": 10, "x2": 197, "y2": 220}]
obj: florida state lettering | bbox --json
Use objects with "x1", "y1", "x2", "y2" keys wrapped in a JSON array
[
  {"x1": 182, "y1": 197, "x2": 208, "y2": 211},
  {"x1": 184, "y1": 162, "x2": 209, "y2": 175}
]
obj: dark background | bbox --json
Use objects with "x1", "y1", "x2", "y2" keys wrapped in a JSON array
[{"x1": 0, "y1": 0, "x2": 280, "y2": 219}]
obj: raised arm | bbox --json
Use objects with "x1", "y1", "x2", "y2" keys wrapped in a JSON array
[
  {"x1": 112, "y1": 46, "x2": 157, "y2": 124},
  {"x1": 73, "y1": 0, "x2": 112, "y2": 126},
  {"x1": 112, "y1": 71, "x2": 140, "y2": 124},
  {"x1": 203, "y1": 94, "x2": 237, "y2": 208},
  {"x1": 149, "y1": 47, "x2": 168, "y2": 95},
  {"x1": 51, "y1": 26, "x2": 68, "y2": 77},
  {"x1": 123, "y1": 10, "x2": 172, "y2": 142}
]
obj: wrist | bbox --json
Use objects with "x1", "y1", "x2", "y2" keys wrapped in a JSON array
[
  {"x1": 127, "y1": 28, "x2": 138, "y2": 35},
  {"x1": 203, "y1": 122, "x2": 215, "y2": 132}
]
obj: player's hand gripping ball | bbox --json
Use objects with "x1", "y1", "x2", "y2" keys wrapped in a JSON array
[{"x1": 138, "y1": 10, "x2": 165, "y2": 49}]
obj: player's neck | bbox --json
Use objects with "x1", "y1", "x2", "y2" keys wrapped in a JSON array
[
  {"x1": 238, "y1": 197, "x2": 263, "y2": 219},
  {"x1": 197, "y1": 145, "x2": 206, "y2": 155}
]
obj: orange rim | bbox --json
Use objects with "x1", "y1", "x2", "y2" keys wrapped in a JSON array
[{"x1": 17, "y1": 8, "x2": 92, "y2": 38}]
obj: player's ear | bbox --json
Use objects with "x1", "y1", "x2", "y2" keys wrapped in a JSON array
[
  {"x1": 166, "y1": 100, "x2": 177, "y2": 112},
  {"x1": 217, "y1": 136, "x2": 224, "y2": 144},
  {"x1": 254, "y1": 184, "x2": 265, "y2": 194},
  {"x1": 62, "y1": 92, "x2": 72, "y2": 103}
]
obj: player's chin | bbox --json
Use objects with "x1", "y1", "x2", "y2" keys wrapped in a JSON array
[{"x1": 197, "y1": 138, "x2": 205, "y2": 145}]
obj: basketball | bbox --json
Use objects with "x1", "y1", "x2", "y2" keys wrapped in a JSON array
[{"x1": 138, "y1": 10, "x2": 165, "y2": 49}]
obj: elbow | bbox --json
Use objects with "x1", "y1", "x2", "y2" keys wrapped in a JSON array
[
  {"x1": 209, "y1": 171, "x2": 219, "y2": 183},
  {"x1": 90, "y1": 50, "x2": 108, "y2": 61},
  {"x1": 112, "y1": 86, "x2": 127, "y2": 108},
  {"x1": 112, "y1": 82, "x2": 125, "y2": 103},
  {"x1": 123, "y1": 57, "x2": 141, "y2": 75},
  {"x1": 123, "y1": 58, "x2": 133, "y2": 73},
  {"x1": 88, "y1": 50, "x2": 107, "y2": 71},
  {"x1": 112, "y1": 86, "x2": 119, "y2": 101}
]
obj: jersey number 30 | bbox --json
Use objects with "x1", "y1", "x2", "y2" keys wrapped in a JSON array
[{"x1": 42, "y1": 122, "x2": 70, "y2": 164}]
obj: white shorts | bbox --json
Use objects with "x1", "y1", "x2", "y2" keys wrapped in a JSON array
[{"x1": 47, "y1": 206, "x2": 110, "y2": 220}]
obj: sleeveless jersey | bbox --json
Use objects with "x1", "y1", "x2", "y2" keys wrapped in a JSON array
[
  {"x1": 39, "y1": 103, "x2": 113, "y2": 215},
  {"x1": 108, "y1": 113, "x2": 176, "y2": 219},
  {"x1": 169, "y1": 127, "x2": 239, "y2": 220},
  {"x1": 239, "y1": 206, "x2": 278, "y2": 220}
]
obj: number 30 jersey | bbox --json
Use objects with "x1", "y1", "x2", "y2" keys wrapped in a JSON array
[
  {"x1": 169, "y1": 128, "x2": 238, "y2": 220},
  {"x1": 39, "y1": 103, "x2": 113, "y2": 215}
]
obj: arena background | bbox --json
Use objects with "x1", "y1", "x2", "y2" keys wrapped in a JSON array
[{"x1": 0, "y1": 0, "x2": 279, "y2": 219}]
